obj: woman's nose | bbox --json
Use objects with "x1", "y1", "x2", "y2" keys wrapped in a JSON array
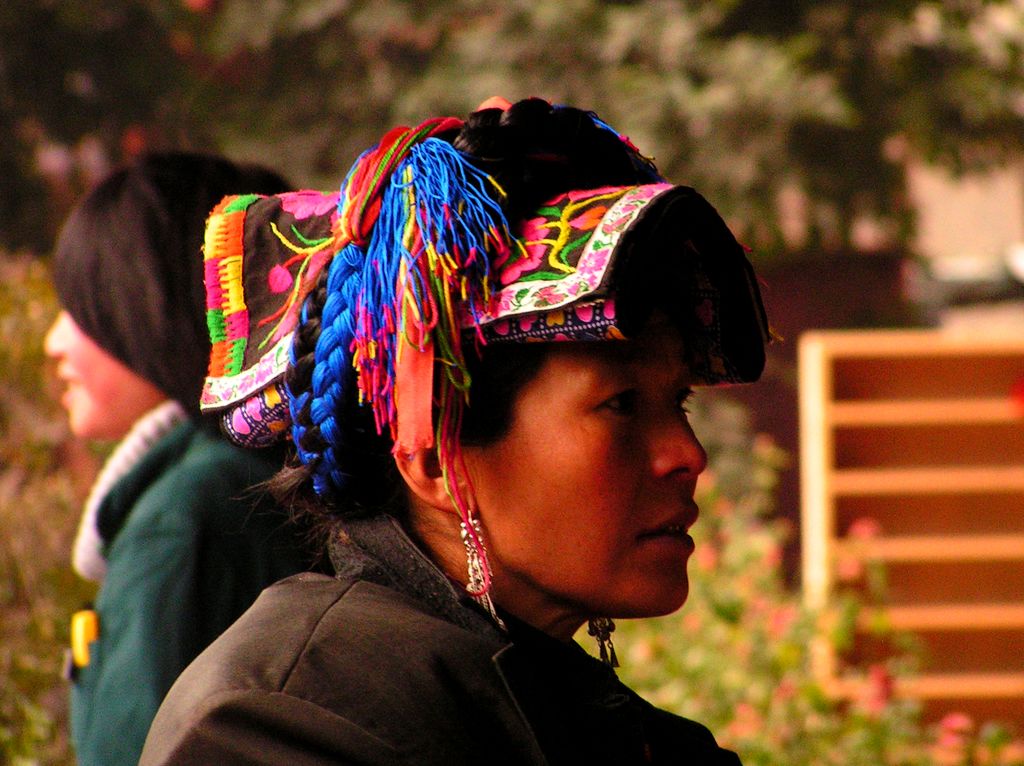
[
  {"x1": 43, "y1": 311, "x2": 71, "y2": 357},
  {"x1": 651, "y1": 417, "x2": 708, "y2": 479}
]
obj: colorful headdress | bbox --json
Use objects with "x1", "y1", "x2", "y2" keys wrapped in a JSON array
[
  {"x1": 470, "y1": 183, "x2": 767, "y2": 385},
  {"x1": 199, "y1": 106, "x2": 769, "y2": 606}
]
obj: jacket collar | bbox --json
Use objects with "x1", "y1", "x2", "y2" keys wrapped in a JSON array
[
  {"x1": 327, "y1": 513, "x2": 503, "y2": 638},
  {"x1": 73, "y1": 401, "x2": 189, "y2": 582},
  {"x1": 324, "y1": 513, "x2": 737, "y2": 764}
]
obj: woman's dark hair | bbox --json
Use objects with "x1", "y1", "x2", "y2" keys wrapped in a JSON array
[
  {"x1": 274, "y1": 99, "x2": 656, "y2": 524},
  {"x1": 453, "y1": 98, "x2": 650, "y2": 224},
  {"x1": 52, "y1": 152, "x2": 290, "y2": 416}
]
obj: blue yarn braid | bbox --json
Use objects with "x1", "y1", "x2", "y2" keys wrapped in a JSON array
[
  {"x1": 287, "y1": 154, "x2": 368, "y2": 495},
  {"x1": 287, "y1": 297, "x2": 316, "y2": 466},
  {"x1": 292, "y1": 138, "x2": 509, "y2": 499},
  {"x1": 305, "y1": 242, "x2": 365, "y2": 496}
]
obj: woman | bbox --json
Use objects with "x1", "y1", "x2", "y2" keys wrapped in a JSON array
[
  {"x1": 44, "y1": 153, "x2": 321, "y2": 766},
  {"x1": 141, "y1": 99, "x2": 769, "y2": 765}
]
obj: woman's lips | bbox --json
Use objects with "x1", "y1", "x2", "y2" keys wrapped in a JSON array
[
  {"x1": 658, "y1": 524, "x2": 689, "y2": 536},
  {"x1": 636, "y1": 525, "x2": 696, "y2": 558},
  {"x1": 638, "y1": 503, "x2": 699, "y2": 540},
  {"x1": 637, "y1": 522, "x2": 697, "y2": 547},
  {"x1": 638, "y1": 525, "x2": 692, "y2": 540}
]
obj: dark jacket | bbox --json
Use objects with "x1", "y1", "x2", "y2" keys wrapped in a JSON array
[
  {"x1": 70, "y1": 420, "x2": 316, "y2": 766},
  {"x1": 141, "y1": 515, "x2": 742, "y2": 765}
]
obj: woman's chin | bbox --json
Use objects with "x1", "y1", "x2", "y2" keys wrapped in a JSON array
[{"x1": 606, "y1": 578, "x2": 691, "y2": 620}]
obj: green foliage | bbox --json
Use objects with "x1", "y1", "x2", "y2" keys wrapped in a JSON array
[
  {"x1": 0, "y1": 256, "x2": 95, "y2": 765},
  {"x1": 6, "y1": 1, "x2": 1024, "y2": 255},
  {"x1": 614, "y1": 392, "x2": 1024, "y2": 766}
]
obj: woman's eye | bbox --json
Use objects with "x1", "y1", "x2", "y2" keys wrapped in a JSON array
[{"x1": 603, "y1": 390, "x2": 638, "y2": 414}]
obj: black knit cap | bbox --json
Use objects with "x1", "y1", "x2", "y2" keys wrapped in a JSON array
[{"x1": 51, "y1": 152, "x2": 289, "y2": 415}]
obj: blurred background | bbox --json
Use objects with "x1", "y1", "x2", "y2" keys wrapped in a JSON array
[{"x1": 2, "y1": 1, "x2": 1023, "y2": 763}]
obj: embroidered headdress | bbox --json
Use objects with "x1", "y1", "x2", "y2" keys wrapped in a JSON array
[{"x1": 199, "y1": 99, "x2": 770, "y2": 607}]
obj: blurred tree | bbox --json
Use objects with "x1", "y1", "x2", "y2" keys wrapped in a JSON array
[
  {"x1": 0, "y1": 0, "x2": 211, "y2": 250},
  {"x1": 717, "y1": 0, "x2": 1024, "y2": 252},
  {"x1": 3, "y1": 0, "x2": 1024, "y2": 256}
]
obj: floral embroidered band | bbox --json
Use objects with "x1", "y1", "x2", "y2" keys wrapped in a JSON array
[
  {"x1": 200, "y1": 183, "x2": 768, "y2": 447},
  {"x1": 474, "y1": 183, "x2": 768, "y2": 387}
]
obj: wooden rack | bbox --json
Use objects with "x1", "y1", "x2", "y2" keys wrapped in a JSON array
[{"x1": 799, "y1": 329, "x2": 1024, "y2": 728}]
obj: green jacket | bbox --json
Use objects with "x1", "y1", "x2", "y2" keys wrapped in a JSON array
[{"x1": 70, "y1": 420, "x2": 314, "y2": 766}]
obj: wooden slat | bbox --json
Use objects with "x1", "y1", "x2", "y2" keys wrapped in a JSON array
[
  {"x1": 858, "y1": 603, "x2": 1024, "y2": 631},
  {"x1": 831, "y1": 398, "x2": 1024, "y2": 426},
  {"x1": 831, "y1": 672, "x2": 1024, "y2": 699},
  {"x1": 831, "y1": 466, "x2": 1024, "y2": 495},
  {"x1": 835, "y1": 534, "x2": 1024, "y2": 562},
  {"x1": 799, "y1": 333, "x2": 836, "y2": 609},
  {"x1": 800, "y1": 329, "x2": 1024, "y2": 357},
  {"x1": 800, "y1": 329, "x2": 1024, "y2": 711}
]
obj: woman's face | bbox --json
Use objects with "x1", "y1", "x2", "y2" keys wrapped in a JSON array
[
  {"x1": 44, "y1": 311, "x2": 166, "y2": 440},
  {"x1": 463, "y1": 320, "x2": 707, "y2": 639}
]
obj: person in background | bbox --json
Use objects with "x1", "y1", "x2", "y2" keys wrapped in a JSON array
[
  {"x1": 44, "y1": 152, "x2": 321, "y2": 766},
  {"x1": 142, "y1": 99, "x2": 770, "y2": 765}
]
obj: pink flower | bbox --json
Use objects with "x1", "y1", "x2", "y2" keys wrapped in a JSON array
[
  {"x1": 848, "y1": 516, "x2": 883, "y2": 539},
  {"x1": 859, "y1": 664, "x2": 893, "y2": 716},
  {"x1": 930, "y1": 719, "x2": 974, "y2": 766},
  {"x1": 937, "y1": 730, "x2": 967, "y2": 749},
  {"x1": 939, "y1": 712, "x2": 975, "y2": 735},
  {"x1": 495, "y1": 294, "x2": 517, "y2": 315},
  {"x1": 599, "y1": 210, "x2": 638, "y2": 236},
  {"x1": 534, "y1": 285, "x2": 565, "y2": 307},
  {"x1": 279, "y1": 190, "x2": 338, "y2": 220},
  {"x1": 576, "y1": 247, "x2": 611, "y2": 286}
]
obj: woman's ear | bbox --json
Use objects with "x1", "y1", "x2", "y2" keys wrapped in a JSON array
[
  {"x1": 393, "y1": 448, "x2": 452, "y2": 513},
  {"x1": 396, "y1": 448, "x2": 468, "y2": 583}
]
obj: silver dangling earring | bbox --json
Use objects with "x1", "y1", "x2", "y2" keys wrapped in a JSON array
[
  {"x1": 588, "y1": 617, "x2": 619, "y2": 667},
  {"x1": 460, "y1": 517, "x2": 506, "y2": 630}
]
